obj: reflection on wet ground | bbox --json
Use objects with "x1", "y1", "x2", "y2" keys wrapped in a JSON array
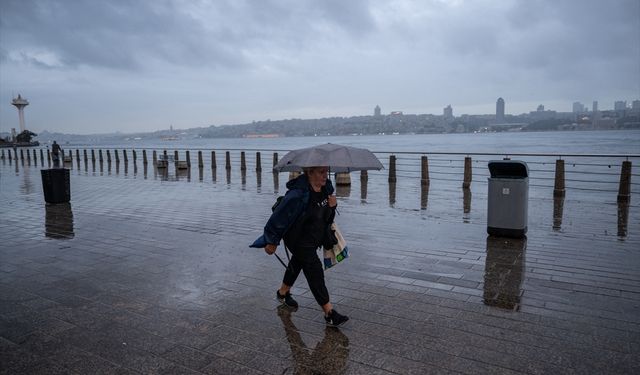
[
  {"x1": 483, "y1": 236, "x2": 526, "y2": 310},
  {"x1": 44, "y1": 202, "x2": 74, "y2": 239},
  {"x1": 0, "y1": 161, "x2": 639, "y2": 374},
  {"x1": 278, "y1": 307, "x2": 349, "y2": 374}
]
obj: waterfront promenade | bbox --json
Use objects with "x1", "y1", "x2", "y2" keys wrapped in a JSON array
[{"x1": 1, "y1": 157, "x2": 639, "y2": 374}]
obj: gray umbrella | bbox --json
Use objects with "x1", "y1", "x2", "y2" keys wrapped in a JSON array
[{"x1": 273, "y1": 143, "x2": 384, "y2": 173}]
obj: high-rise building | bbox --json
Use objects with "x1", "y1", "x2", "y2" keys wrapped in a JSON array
[
  {"x1": 614, "y1": 101, "x2": 627, "y2": 111},
  {"x1": 572, "y1": 102, "x2": 585, "y2": 113},
  {"x1": 632, "y1": 100, "x2": 640, "y2": 112},
  {"x1": 374, "y1": 105, "x2": 381, "y2": 117},
  {"x1": 496, "y1": 98, "x2": 505, "y2": 123},
  {"x1": 537, "y1": 104, "x2": 544, "y2": 112},
  {"x1": 443, "y1": 104, "x2": 453, "y2": 120},
  {"x1": 592, "y1": 101, "x2": 598, "y2": 113}
]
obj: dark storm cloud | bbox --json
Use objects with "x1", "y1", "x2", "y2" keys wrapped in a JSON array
[{"x1": 0, "y1": 0, "x2": 376, "y2": 71}]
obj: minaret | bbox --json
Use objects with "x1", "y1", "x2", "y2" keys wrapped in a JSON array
[{"x1": 12, "y1": 94, "x2": 29, "y2": 132}]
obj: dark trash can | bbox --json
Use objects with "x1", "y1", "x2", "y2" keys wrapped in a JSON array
[
  {"x1": 41, "y1": 168, "x2": 71, "y2": 204},
  {"x1": 487, "y1": 160, "x2": 528, "y2": 238}
]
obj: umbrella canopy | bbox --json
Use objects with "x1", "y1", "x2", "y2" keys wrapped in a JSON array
[{"x1": 273, "y1": 143, "x2": 384, "y2": 173}]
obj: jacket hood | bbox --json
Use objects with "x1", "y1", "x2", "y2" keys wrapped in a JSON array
[{"x1": 286, "y1": 173, "x2": 335, "y2": 195}]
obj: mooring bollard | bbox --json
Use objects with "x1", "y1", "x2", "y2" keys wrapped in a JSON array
[
  {"x1": 617, "y1": 160, "x2": 632, "y2": 203},
  {"x1": 225, "y1": 151, "x2": 231, "y2": 170},
  {"x1": 211, "y1": 151, "x2": 217, "y2": 169},
  {"x1": 240, "y1": 151, "x2": 246, "y2": 171},
  {"x1": 421, "y1": 156, "x2": 430, "y2": 186},
  {"x1": 388, "y1": 155, "x2": 397, "y2": 183},
  {"x1": 185, "y1": 150, "x2": 191, "y2": 167},
  {"x1": 462, "y1": 156, "x2": 472, "y2": 188},
  {"x1": 256, "y1": 152, "x2": 262, "y2": 172},
  {"x1": 198, "y1": 151, "x2": 203, "y2": 168},
  {"x1": 335, "y1": 172, "x2": 351, "y2": 186},
  {"x1": 553, "y1": 159, "x2": 565, "y2": 197}
]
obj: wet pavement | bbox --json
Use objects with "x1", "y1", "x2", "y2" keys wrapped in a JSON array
[{"x1": 1, "y1": 159, "x2": 639, "y2": 374}]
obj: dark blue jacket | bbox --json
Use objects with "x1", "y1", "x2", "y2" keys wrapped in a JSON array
[{"x1": 250, "y1": 174, "x2": 335, "y2": 248}]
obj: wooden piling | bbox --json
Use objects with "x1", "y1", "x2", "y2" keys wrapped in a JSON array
[
  {"x1": 8, "y1": 150, "x2": 12, "y2": 162},
  {"x1": 617, "y1": 161, "x2": 632, "y2": 203},
  {"x1": 152, "y1": 150, "x2": 156, "y2": 165},
  {"x1": 388, "y1": 155, "x2": 397, "y2": 183},
  {"x1": 106, "y1": 150, "x2": 111, "y2": 163},
  {"x1": 83, "y1": 149, "x2": 88, "y2": 163},
  {"x1": 211, "y1": 151, "x2": 217, "y2": 169},
  {"x1": 114, "y1": 150, "x2": 119, "y2": 163},
  {"x1": 240, "y1": 151, "x2": 246, "y2": 171},
  {"x1": 143, "y1": 150, "x2": 148, "y2": 165},
  {"x1": 68, "y1": 150, "x2": 73, "y2": 161},
  {"x1": 1, "y1": 149, "x2": 4, "y2": 160},
  {"x1": 33, "y1": 149, "x2": 38, "y2": 162},
  {"x1": 198, "y1": 151, "x2": 203, "y2": 168},
  {"x1": 76, "y1": 149, "x2": 80, "y2": 162},
  {"x1": 99, "y1": 149, "x2": 104, "y2": 162},
  {"x1": 553, "y1": 159, "x2": 565, "y2": 197},
  {"x1": 123, "y1": 149, "x2": 128, "y2": 162},
  {"x1": 335, "y1": 172, "x2": 351, "y2": 186},
  {"x1": 20, "y1": 149, "x2": 24, "y2": 160},
  {"x1": 132, "y1": 149, "x2": 137, "y2": 162},
  {"x1": 91, "y1": 149, "x2": 96, "y2": 162},
  {"x1": 273, "y1": 152, "x2": 278, "y2": 167},
  {"x1": 174, "y1": 150, "x2": 179, "y2": 162},
  {"x1": 421, "y1": 156, "x2": 430, "y2": 186},
  {"x1": 225, "y1": 151, "x2": 231, "y2": 170},
  {"x1": 256, "y1": 152, "x2": 262, "y2": 172},
  {"x1": 39, "y1": 149, "x2": 44, "y2": 163},
  {"x1": 462, "y1": 156, "x2": 472, "y2": 188},
  {"x1": 185, "y1": 150, "x2": 191, "y2": 167}
]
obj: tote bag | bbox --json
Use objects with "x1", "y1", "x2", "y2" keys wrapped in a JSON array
[{"x1": 323, "y1": 222, "x2": 349, "y2": 270}]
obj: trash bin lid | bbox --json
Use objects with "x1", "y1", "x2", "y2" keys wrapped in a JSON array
[{"x1": 488, "y1": 160, "x2": 528, "y2": 178}]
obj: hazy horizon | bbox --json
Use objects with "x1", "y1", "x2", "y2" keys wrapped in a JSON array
[{"x1": 1, "y1": 0, "x2": 639, "y2": 135}]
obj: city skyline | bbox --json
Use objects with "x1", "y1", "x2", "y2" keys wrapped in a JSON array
[{"x1": 1, "y1": 0, "x2": 638, "y2": 135}]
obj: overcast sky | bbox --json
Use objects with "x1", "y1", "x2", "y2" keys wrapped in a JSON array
[{"x1": 1, "y1": 0, "x2": 638, "y2": 134}]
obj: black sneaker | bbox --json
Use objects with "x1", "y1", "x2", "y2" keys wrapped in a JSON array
[
  {"x1": 276, "y1": 290, "x2": 299, "y2": 308},
  {"x1": 325, "y1": 309, "x2": 349, "y2": 327}
]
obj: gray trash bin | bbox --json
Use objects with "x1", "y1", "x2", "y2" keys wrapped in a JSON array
[
  {"x1": 41, "y1": 168, "x2": 71, "y2": 204},
  {"x1": 487, "y1": 160, "x2": 528, "y2": 238}
]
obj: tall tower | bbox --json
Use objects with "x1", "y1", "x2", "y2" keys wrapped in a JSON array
[
  {"x1": 374, "y1": 105, "x2": 381, "y2": 117},
  {"x1": 496, "y1": 97, "x2": 505, "y2": 123},
  {"x1": 11, "y1": 94, "x2": 29, "y2": 132}
]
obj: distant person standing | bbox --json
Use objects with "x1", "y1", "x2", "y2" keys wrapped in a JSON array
[{"x1": 52, "y1": 141, "x2": 62, "y2": 168}]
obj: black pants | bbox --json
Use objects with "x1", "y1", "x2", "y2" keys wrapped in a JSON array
[{"x1": 283, "y1": 245, "x2": 330, "y2": 306}]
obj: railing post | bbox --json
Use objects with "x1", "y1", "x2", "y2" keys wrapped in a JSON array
[
  {"x1": 462, "y1": 156, "x2": 472, "y2": 188},
  {"x1": 421, "y1": 156, "x2": 430, "y2": 186},
  {"x1": 225, "y1": 151, "x2": 231, "y2": 170},
  {"x1": 256, "y1": 152, "x2": 262, "y2": 172},
  {"x1": 554, "y1": 159, "x2": 565, "y2": 197},
  {"x1": 617, "y1": 161, "x2": 632, "y2": 203},
  {"x1": 388, "y1": 155, "x2": 397, "y2": 183},
  {"x1": 240, "y1": 151, "x2": 246, "y2": 171}
]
